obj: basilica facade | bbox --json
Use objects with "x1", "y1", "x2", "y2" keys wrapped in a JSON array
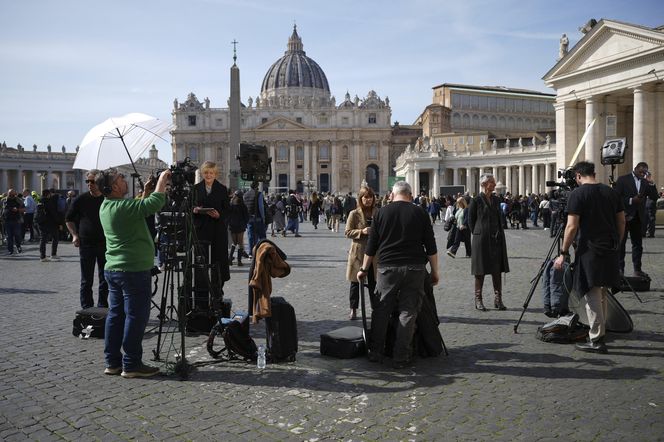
[{"x1": 171, "y1": 26, "x2": 393, "y2": 195}]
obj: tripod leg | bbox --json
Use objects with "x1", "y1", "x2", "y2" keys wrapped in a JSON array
[{"x1": 514, "y1": 225, "x2": 565, "y2": 333}]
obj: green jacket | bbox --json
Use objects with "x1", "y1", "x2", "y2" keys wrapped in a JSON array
[{"x1": 100, "y1": 192, "x2": 165, "y2": 272}]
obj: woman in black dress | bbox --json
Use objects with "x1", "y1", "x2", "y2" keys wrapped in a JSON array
[
  {"x1": 468, "y1": 173, "x2": 510, "y2": 311},
  {"x1": 192, "y1": 161, "x2": 230, "y2": 310}
]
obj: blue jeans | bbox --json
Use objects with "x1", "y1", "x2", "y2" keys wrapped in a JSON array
[
  {"x1": 104, "y1": 270, "x2": 152, "y2": 370},
  {"x1": 80, "y1": 243, "x2": 108, "y2": 309},
  {"x1": 5, "y1": 220, "x2": 22, "y2": 253},
  {"x1": 246, "y1": 216, "x2": 266, "y2": 255},
  {"x1": 286, "y1": 217, "x2": 299, "y2": 234}
]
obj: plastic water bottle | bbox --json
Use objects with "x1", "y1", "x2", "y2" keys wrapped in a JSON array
[{"x1": 257, "y1": 344, "x2": 266, "y2": 369}]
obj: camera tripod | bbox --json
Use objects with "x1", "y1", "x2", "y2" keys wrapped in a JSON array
[
  {"x1": 513, "y1": 218, "x2": 566, "y2": 333},
  {"x1": 151, "y1": 196, "x2": 224, "y2": 379}
]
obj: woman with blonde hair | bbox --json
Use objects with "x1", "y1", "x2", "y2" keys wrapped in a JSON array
[
  {"x1": 192, "y1": 161, "x2": 230, "y2": 310},
  {"x1": 344, "y1": 186, "x2": 378, "y2": 320},
  {"x1": 447, "y1": 197, "x2": 471, "y2": 258}
]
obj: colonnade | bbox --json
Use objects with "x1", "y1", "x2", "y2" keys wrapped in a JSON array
[
  {"x1": 442, "y1": 162, "x2": 558, "y2": 196},
  {"x1": 0, "y1": 168, "x2": 79, "y2": 193}
]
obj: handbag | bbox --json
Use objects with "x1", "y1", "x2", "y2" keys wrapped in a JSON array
[{"x1": 443, "y1": 216, "x2": 456, "y2": 232}]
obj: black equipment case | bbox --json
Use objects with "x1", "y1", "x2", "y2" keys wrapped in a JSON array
[
  {"x1": 72, "y1": 307, "x2": 108, "y2": 338},
  {"x1": 619, "y1": 275, "x2": 651, "y2": 292},
  {"x1": 265, "y1": 296, "x2": 298, "y2": 362},
  {"x1": 320, "y1": 326, "x2": 366, "y2": 359}
]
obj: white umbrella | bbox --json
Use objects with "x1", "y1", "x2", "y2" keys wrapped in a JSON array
[{"x1": 73, "y1": 112, "x2": 172, "y2": 174}]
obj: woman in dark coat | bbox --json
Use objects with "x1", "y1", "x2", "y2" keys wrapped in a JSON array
[
  {"x1": 192, "y1": 161, "x2": 230, "y2": 310},
  {"x1": 309, "y1": 192, "x2": 322, "y2": 229},
  {"x1": 227, "y1": 190, "x2": 249, "y2": 266},
  {"x1": 468, "y1": 173, "x2": 510, "y2": 311}
]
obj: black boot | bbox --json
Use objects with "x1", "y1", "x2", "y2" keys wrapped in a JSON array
[
  {"x1": 237, "y1": 248, "x2": 242, "y2": 266},
  {"x1": 475, "y1": 289, "x2": 486, "y2": 311},
  {"x1": 494, "y1": 290, "x2": 507, "y2": 310},
  {"x1": 228, "y1": 244, "x2": 236, "y2": 264}
]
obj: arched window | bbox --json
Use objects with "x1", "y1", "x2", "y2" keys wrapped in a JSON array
[
  {"x1": 462, "y1": 114, "x2": 470, "y2": 128},
  {"x1": 365, "y1": 164, "x2": 380, "y2": 193},
  {"x1": 452, "y1": 113, "x2": 461, "y2": 128},
  {"x1": 319, "y1": 144, "x2": 330, "y2": 161}
]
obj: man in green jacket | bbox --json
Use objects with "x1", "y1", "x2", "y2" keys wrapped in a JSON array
[{"x1": 98, "y1": 168, "x2": 171, "y2": 378}]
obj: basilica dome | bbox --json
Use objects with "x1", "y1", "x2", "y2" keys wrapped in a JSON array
[{"x1": 260, "y1": 26, "x2": 330, "y2": 101}]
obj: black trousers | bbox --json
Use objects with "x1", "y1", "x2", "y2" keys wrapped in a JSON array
[
  {"x1": 620, "y1": 216, "x2": 644, "y2": 272},
  {"x1": 349, "y1": 266, "x2": 376, "y2": 309}
]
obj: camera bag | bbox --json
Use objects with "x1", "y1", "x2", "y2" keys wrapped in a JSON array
[
  {"x1": 221, "y1": 312, "x2": 257, "y2": 361},
  {"x1": 72, "y1": 307, "x2": 108, "y2": 339},
  {"x1": 265, "y1": 296, "x2": 298, "y2": 362},
  {"x1": 320, "y1": 326, "x2": 366, "y2": 359}
]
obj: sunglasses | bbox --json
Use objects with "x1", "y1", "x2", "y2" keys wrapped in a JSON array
[{"x1": 85, "y1": 179, "x2": 96, "y2": 184}]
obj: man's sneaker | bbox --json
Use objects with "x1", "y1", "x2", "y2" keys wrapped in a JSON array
[
  {"x1": 121, "y1": 364, "x2": 160, "y2": 378},
  {"x1": 104, "y1": 366, "x2": 122, "y2": 375},
  {"x1": 446, "y1": 250, "x2": 455, "y2": 258},
  {"x1": 50, "y1": 255, "x2": 61, "y2": 261},
  {"x1": 575, "y1": 339, "x2": 608, "y2": 354},
  {"x1": 40, "y1": 257, "x2": 50, "y2": 262}
]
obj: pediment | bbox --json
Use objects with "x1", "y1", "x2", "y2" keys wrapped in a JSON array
[
  {"x1": 544, "y1": 20, "x2": 664, "y2": 81},
  {"x1": 256, "y1": 117, "x2": 307, "y2": 130}
]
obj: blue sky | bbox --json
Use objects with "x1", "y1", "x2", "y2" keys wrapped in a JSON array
[{"x1": 1, "y1": 0, "x2": 662, "y2": 162}]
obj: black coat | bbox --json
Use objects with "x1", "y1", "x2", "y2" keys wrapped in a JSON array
[
  {"x1": 193, "y1": 180, "x2": 230, "y2": 282},
  {"x1": 614, "y1": 172, "x2": 658, "y2": 230},
  {"x1": 468, "y1": 194, "x2": 510, "y2": 276}
]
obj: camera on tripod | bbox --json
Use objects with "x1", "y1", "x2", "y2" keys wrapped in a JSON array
[
  {"x1": 154, "y1": 157, "x2": 198, "y2": 201},
  {"x1": 238, "y1": 143, "x2": 272, "y2": 183}
]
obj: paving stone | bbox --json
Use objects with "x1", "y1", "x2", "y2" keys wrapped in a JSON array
[{"x1": 0, "y1": 222, "x2": 662, "y2": 440}]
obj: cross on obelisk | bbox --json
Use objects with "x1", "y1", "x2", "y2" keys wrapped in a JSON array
[{"x1": 231, "y1": 39, "x2": 238, "y2": 64}]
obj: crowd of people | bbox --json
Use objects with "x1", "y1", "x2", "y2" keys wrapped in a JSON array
[{"x1": 1, "y1": 159, "x2": 661, "y2": 372}]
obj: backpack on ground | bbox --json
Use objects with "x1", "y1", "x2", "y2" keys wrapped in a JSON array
[
  {"x1": 536, "y1": 313, "x2": 588, "y2": 344},
  {"x1": 206, "y1": 311, "x2": 257, "y2": 361}
]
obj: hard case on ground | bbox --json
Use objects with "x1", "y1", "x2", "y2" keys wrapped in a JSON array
[
  {"x1": 619, "y1": 275, "x2": 651, "y2": 292},
  {"x1": 72, "y1": 307, "x2": 108, "y2": 338},
  {"x1": 320, "y1": 326, "x2": 366, "y2": 359},
  {"x1": 265, "y1": 296, "x2": 298, "y2": 362}
]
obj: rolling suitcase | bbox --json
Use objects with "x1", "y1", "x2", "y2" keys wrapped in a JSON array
[
  {"x1": 72, "y1": 307, "x2": 108, "y2": 338},
  {"x1": 265, "y1": 296, "x2": 298, "y2": 362}
]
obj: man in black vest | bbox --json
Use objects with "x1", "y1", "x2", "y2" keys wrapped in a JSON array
[
  {"x1": 357, "y1": 181, "x2": 439, "y2": 368},
  {"x1": 614, "y1": 162, "x2": 658, "y2": 277},
  {"x1": 554, "y1": 161, "x2": 625, "y2": 353}
]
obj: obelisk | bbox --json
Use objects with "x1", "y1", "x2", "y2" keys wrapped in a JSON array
[{"x1": 229, "y1": 39, "x2": 241, "y2": 188}]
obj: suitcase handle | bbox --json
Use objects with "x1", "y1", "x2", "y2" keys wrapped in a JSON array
[{"x1": 359, "y1": 282, "x2": 369, "y2": 345}]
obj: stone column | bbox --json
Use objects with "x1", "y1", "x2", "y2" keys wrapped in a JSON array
[
  {"x1": 657, "y1": 86, "x2": 664, "y2": 185},
  {"x1": 518, "y1": 165, "x2": 525, "y2": 196},
  {"x1": 492, "y1": 166, "x2": 498, "y2": 180},
  {"x1": 412, "y1": 166, "x2": 420, "y2": 195},
  {"x1": 269, "y1": 143, "x2": 277, "y2": 191},
  {"x1": 505, "y1": 166, "x2": 511, "y2": 194},
  {"x1": 331, "y1": 142, "x2": 338, "y2": 193},
  {"x1": 452, "y1": 168, "x2": 459, "y2": 185},
  {"x1": 30, "y1": 170, "x2": 40, "y2": 193},
  {"x1": 0, "y1": 169, "x2": 7, "y2": 193},
  {"x1": 465, "y1": 168, "x2": 472, "y2": 195},
  {"x1": 311, "y1": 142, "x2": 318, "y2": 190},
  {"x1": 531, "y1": 164, "x2": 539, "y2": 195},
  {"x1": 585, "y1": 98, "x2": 599, "y2": 168},
  {"x1": 433, "y1": 167, "x2": 439, "y2": 197},
  {"x1": 351, "y1": 142, "x2": 359, "y2": 190},
  {"x1": 554, "y1": 101, "x2": 579, "y2": 172},
  {"x1": 304, "y1": 141, "x2": 311, "y2": 185},
  {"x1": 289, "y1": 143, "x2": 296, "y2": 189},
  {"x1": 545, "y1": 163, "x2": 552, "y2": 185},
  {"x1": 632, "y1": 87, "x2": 647, "y2": 166}
]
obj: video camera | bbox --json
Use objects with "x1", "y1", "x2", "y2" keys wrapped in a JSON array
[
  {"x1": 238, "y1": 144, "x2": 272, "y2": 183},
  {"x1": 154, "y1": 157, "x2": 198, "y2": 203},
  {"x1": 546, "y1": 167, "x2": 578, "y2": 221}
]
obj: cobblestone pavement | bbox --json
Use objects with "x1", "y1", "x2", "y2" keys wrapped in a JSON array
[{"x1": 1, "y1": 221, "x2": 663, "y2": 441}]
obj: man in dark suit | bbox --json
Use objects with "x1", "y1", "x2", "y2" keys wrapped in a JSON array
[{"x1": 614, "y1": 162, "x2": 658, "y2": 277}]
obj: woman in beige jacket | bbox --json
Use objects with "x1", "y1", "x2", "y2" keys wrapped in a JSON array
[{"x1": 345, "y1": 186, "x2": 378, "y2": 320}]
